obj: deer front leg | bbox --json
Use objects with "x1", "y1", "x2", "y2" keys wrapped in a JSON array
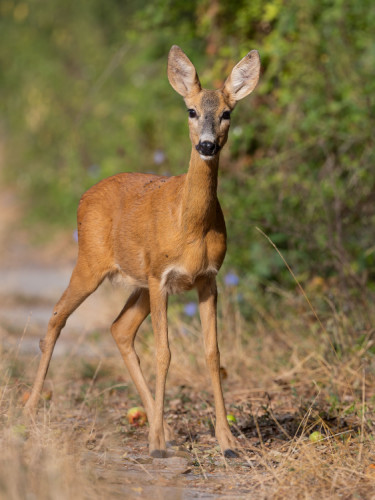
[
  {"x1": 197, "y1": 277, "x2": 239, "y2": 458},
  {"x1": 148, "y1": 277, "x2": 170, "y2": 458}
]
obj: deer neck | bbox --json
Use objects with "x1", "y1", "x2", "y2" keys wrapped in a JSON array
[{"x1": 181, "y1": 147, "x2": 219, "y2": 235}]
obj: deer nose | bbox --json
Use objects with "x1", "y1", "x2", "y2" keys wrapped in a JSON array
[{"x1": 197, "y1": 141, "x2": 216, "y2": 156}]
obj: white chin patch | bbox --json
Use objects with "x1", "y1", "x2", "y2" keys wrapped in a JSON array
[{"x1": 199, "y1": 154, "x2": 215, "y2": 161}]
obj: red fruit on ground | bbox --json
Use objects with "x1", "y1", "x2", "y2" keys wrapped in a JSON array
[{"x1": 127, "y1": 407, "x2": 147, "y2": 426}]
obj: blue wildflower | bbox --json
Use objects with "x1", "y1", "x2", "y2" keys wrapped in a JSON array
[
  {"x1": 184, "y1": 302, "x2": 198, "y2": 317},
  {"x1": 153, "y1": 150, "x2": 166, "y2": 165},
  {"x1": 88, "y1": 164, "x2": 100, "y2": 178},
  {"x1": 225, "y1": 272, "x2": 239, "y2": 287},
  {"x1": 73, "y1": 229, "x2": 78, "y2": 242}
]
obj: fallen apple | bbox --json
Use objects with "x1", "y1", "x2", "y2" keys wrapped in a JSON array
[
  {"x1": 21, "y1": 391, "x2": 31, "y2": 405},
  {"x1": 226, "y1": 414, "x2": 237, "y2": 426},
  {"x1": 309, "y1": 431, "x2": 324, "y2": 443},
  {"x1": 22, "y1": 390, "x2": 52, "y2": 404},
  {"x1": 127, "y1": 406, "x2": 147, "y2": 426}
]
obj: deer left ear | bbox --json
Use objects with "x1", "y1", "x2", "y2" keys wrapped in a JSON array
[{"x1": 223, "y1": 50, "x2": 260, "y2": 105}]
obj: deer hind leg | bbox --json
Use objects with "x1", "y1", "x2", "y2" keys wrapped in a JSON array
[
  {"x1": 111, "y1": 288, "x2": 176, "y2": 447},
  {"x1": 197, "y1": 277, "x2": 239, "y2": 458},
  {"x1": 25, "y1": 261, "x2": 105, "y2": 414}
]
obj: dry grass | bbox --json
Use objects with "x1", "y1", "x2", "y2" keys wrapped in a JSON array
[{"x1": 1, "y1": 279, "x2": 375, "y2": 499}]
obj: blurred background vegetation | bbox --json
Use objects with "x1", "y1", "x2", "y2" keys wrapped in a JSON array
[{"x1": 1, "y1": 0, "x2": 374, "y2": 293}]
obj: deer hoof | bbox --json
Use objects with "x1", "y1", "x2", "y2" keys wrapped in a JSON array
[
  {"x1": 150, "y1": 449, "x2": 168, "y2": 458},
  {"x1": 224, "y1": 449, "x2": 239, "y2": 458}
]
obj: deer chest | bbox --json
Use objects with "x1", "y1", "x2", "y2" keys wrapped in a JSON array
[{"x1": 159, "y1": 231, "x2": 226, "y2": 294}]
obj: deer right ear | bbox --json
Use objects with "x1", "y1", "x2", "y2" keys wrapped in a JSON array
[{"x1": 168, "y1": 45, "x2": 201, "y2": 98}]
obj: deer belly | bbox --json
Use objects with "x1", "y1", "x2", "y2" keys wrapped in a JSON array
[
  {"x1": 110, "y1": 265, "x2": 148, "y2": 289},
  {"x1": 160, "y1": 265, "x2": 217, "y2": 294}
]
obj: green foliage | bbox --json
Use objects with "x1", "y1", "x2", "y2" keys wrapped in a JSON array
[
  {"x1": 1, "y1": 0, "x2": 374, "y2": 288},
  {"x1": 226, "y1": 0, "x2": 375, "y2": 286}
]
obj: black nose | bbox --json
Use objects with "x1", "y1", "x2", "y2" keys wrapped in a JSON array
[{"x1": 197, "y1": 141, "x2": 216, "y2": 156}]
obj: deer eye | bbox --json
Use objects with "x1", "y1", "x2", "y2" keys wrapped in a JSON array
[
  {"x1": 221, "y1": 110, "x2": 231, "y2": 120},
  {"x1": 188, "y1": 109, "x2": 197, "y2": 119}
]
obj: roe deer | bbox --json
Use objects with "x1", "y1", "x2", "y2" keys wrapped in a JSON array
[{"x1": 25, "y1": 45, "x2": 261, "y2": 458}]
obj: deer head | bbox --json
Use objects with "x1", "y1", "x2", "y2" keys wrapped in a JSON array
[{"x1": 168, "y1": 45, "x2": 260, "y2": 160}]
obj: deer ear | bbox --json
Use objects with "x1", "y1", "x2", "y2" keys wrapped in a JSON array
[
  {"x1": 168, "y1": 45, "x2": 201, "y2": 98},
  {"x1": 223, "y1": 50, "x2": 260, "y2": 105}
]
